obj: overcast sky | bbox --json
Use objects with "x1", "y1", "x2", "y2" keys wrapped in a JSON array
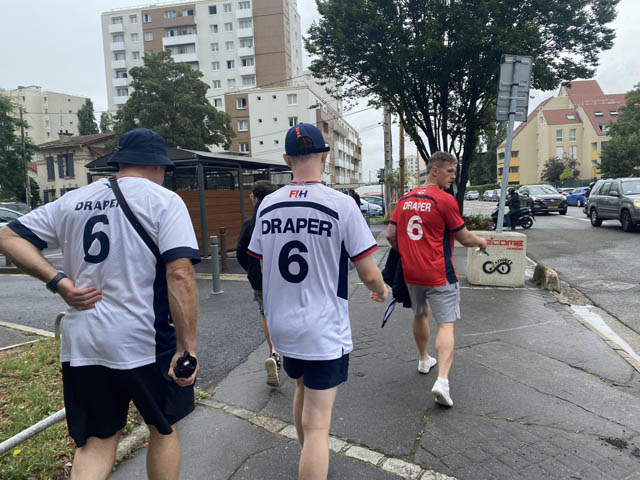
[{"x1": 1, "y1": 0, "x2": 639, "y2": 182}]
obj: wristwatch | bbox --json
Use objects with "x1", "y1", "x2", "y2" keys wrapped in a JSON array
[{"x1": 46, "y1": 272, "x2": 67, "y2": 294}]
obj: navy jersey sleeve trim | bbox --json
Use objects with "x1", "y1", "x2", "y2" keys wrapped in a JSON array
[
  {"x1": 351, "y1": 244, "x2": 379, "y2": 262},
  {"x1": 389, "y1": 220, "x2": 397, "y2": 225},
  {"x1": 452, "y1": 223, "x2": 465, "y2": 232},
  {"x1": 8, "y1": 220, "x2": 48, "y2": 250},
  {"x1": 161, "y1": 246, "x2": 202, "y2": 265},
  {"x1": 399, "y1": 193, "x2": 438, "y2": 205},
  {"x1": 259, "y1": 201, "x2": 339, "y2": 220},
  {"x1": 247, "y1": 249, "x2": 262, "y2": 259}
]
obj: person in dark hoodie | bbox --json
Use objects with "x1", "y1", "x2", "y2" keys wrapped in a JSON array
[{"x1": 237, "y1": 180, "x2": 280, "y2": 386}]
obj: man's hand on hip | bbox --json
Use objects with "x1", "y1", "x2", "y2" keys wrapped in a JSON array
[{"x1": 57, "y1": 278, "x2": 102, "y2": 310}]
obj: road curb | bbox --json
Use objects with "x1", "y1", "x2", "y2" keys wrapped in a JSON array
[{"x1": 0, "y1": 266, "x2": 22, "y2": 274}]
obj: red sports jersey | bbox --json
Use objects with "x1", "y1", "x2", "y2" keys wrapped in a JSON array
[{"x1": 390, "y1": 185, "x2": 465, "y2": 286}]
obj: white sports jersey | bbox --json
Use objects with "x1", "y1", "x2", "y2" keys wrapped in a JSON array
[
  {"x1": 10, "y1": 177, "x2": 200, "y2": 369},
  {"x1": 248, "y1": 182, "x2": 378, "y2": 360}
]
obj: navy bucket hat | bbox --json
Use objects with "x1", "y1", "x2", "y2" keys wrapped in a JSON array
[
  {"x1": 285, "y1": 123, "x2": 330, "y2": 156},
  {"x1": 108, "y1": 128, "x2": 176, "y2": 171}
]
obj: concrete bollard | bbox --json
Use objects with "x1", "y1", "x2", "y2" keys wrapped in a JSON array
[
  {"x1": 210, "y1": 236, "x2": 224, "y2": 295},
  {"x1": 467, "y1": 231, "x2": 526, "y2": 287},
  {"x1": 219, "y1": 227, "x2": 228, "y2": 273}
]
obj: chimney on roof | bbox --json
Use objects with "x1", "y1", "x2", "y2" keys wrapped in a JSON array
[{"x1": 58, "y1": 130, "x2": 73, "y2": 144}]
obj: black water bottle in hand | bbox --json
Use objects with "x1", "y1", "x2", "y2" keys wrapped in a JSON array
[{"x1": 174, "y1": 351, "x2": 197, "y2": 378}]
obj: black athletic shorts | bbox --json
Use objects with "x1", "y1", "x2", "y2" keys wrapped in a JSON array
[
  {"x1": 283, "y1": 353, "x2": 349, "y2": 390},
  {"x1": 62, "y1": 355, "x2": 194, "y2": 447}
]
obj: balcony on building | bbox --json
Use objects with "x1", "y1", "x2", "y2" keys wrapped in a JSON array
[
  {"x1": 236, "y1": 8, "x2": 252, "y2": 19},
  {"x1": 238, "y1": 26, "x2": 254, "y2": 38},
  {"x1": 108, "y1": 23, "x2": 124, "y2": 34},
  {"x1": 239, "y1": 64, "x2": 256, "y2": 76},
  {"x1": 111, "y1": 59, "x2": 126, "y2": 69},
  {"x1": 238, "y1": 46, "x2": 254, "y2": 57},
  {"x1": 162, "y1": 34, "x2": 198, "y2": 48},
  {"x1": 110, "y1": 42, "x2": 125, "y2": 51},
  {"x1": 113, "y1": 77, "x2": 128, "y2": 87},
  {"x1": 172, "y1": 52, "x2": 198, "y2": 63},
  {"x1": 113, "y1": 95, "x2": 128, "y2": 105}
]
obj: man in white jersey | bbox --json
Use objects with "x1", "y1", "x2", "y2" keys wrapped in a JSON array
[
  {"x1": 0, "y1": 128, "x2": 200, "y2": 480},
  {"x1": 248, "y1": 123, "x2": 389, "y2": 479}
]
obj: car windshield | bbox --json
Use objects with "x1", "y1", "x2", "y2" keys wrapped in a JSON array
[
  {"x1": 529, "y1": 186, "x2": 558, "y2": 195},
  {"x1": 621, "y1": 180, "x2": 640, "y2": 195}
]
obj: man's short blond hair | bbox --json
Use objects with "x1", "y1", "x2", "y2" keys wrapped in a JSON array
[{"x1": 427, "y1": 151, "x2": 458, "y2": 173}]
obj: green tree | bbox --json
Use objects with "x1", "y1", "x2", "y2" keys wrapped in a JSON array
[
  {"x1": 469, "y1": 120, "x2": 506, "y2": 185},
  {"x1": 113, "y1": 51, "x2": 235, "y2": 149},
  {"x1": 99, "y1": 112, "x2": 113, "y2": 133},
  {"x1": 306, "y1": 0, "x2": 618, "y2": 213},
  {"x1": 0, "y1": 96, "x2": 38, "y2": 203},
  {"x1": 77, "y1": 98, "x2": 99, "y2": 135},
  {"x1": 599, "y1": 86, "x2": 640, "y2": 177}
]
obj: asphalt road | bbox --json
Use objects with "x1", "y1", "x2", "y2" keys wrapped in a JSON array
[{"x1": 464, "y1": 200, "x2": 640, "y2": 335}]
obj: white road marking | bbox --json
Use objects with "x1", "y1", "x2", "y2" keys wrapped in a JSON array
[{"x1": 463, "y1": 320, "x2": 557, "y2": 337}]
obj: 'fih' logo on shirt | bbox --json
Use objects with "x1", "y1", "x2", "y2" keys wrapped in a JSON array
[{"x1": 289, "y1": 189, "x2": 308, "y2": 198}]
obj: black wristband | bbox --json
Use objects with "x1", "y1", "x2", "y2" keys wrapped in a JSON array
[{"x1": 46, "y1": 272, "x2": 67, "y2": 294}]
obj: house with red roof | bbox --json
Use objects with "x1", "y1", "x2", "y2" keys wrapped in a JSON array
[
  {"x1": 497, "y1": 80, "x2": 626, "y2": 185},
  {"x1": 35, "y1": 132, "x2": 115, "y2": 203}
]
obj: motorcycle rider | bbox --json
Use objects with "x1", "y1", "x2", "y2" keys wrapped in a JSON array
[{"x1": 505, "y1": 187, "x2": 521, "y2": 230}]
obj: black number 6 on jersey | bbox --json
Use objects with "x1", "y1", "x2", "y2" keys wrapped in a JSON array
[
  {"x1": 278, "y1": 240, "x2": 309, "y2": 283},
  {"x1": 83, "y1": 215, "x2": 110, "y2": 264}
]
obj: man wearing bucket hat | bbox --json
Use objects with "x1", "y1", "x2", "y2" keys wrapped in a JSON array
[
  {"x1": 248, "y1": 123, "x2": 389, "y2": 479},
  {"x1": 0, "y1": 128, "x2": 201, "y2": 479}
]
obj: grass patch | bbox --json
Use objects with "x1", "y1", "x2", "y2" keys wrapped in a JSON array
[{"x1": 0, "y1": 338, "x2": 141, "y2": 480}]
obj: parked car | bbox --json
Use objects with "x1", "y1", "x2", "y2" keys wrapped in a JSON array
[
  {"x1": 0, "y1": 207, "x2": 23, "y2": 228},
  {"x1": 518, "y1": 185, "x2": 567, "y2": 214},
  {"x1": 360, "y1": 200, "x2": 384, "y2": 217},
  {"x1": 483, "y1": 189, "x2": 499, "y2": 202},
  {"x1": 587, "y1": 177, "x2": 640, "y2": 231},
  {"x1": 361, "y1": 195, "x2": 383, "y2": 209},
  {"x1": 558, "y1": 187, "x2": 575, "y2": 196},
  {"x1": 465, "y1": 190, "x2": 480, "y2": 200},
  {"x1": 566, "y1": 186, "x2": 589, "y2": 207},
  {"x1": 0, "y1": 202, "x2": 30, "y2": 214}
]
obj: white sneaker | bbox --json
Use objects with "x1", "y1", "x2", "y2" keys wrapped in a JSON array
[
  {"x1": 265, "y1": 354, "x2": 280, "y2": 387},
  {"x1": 432, "y1": 379, "x2": 453, "y2": 407},
  {"x1": 418, "y1": 357, "x2": 437, "y2": 374}
]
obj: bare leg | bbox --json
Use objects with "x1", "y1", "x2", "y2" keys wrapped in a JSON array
[
  {"x1": 412, "y1": 309, "x2": 431, "y2": 362},
  {"x1": 435, "y1": 323, "x2": 455, "y2": 379},
  {"x1": 293, "y1": 377, "x2": 305, "y2": 446},
  {"x1": 147, "y1": 424, "x2": 181, "y2": 480},
  {"x1": 71, "y1": 430, "x2": 121, "y2": 480},
  {"x1": 261, "y1": 315, "x2": 276, "y2": 354},
  {"x1": 298, "y1": 386, "x2": 338, "y2": 480}
]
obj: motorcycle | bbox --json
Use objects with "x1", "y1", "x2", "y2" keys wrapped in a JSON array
[{"x1": 489, "y1": 206, "x2": 534, "y2": 230}]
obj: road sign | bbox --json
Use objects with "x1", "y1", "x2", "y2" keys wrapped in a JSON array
[{"x1": 496, "y1": 54, "x2": 533, "y2": 122}]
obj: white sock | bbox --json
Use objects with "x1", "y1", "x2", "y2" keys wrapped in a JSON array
[{"x1": 437, "y1": 377, "x2": 449, "y2": 387}]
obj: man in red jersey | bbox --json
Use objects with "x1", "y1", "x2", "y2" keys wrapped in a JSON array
[{"x1": 386, "y1": 151, "x2": 487, "y2": 407}]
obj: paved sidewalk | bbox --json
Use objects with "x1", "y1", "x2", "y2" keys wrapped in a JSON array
[{"x1": 111, "y1": 236, "x2": 640, "y2": 479}]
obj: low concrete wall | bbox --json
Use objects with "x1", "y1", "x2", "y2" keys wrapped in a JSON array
[{"x1": 467, "y1": 231, "x2": 526, "y2": 287}]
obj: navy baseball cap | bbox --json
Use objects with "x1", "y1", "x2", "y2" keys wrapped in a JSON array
[
  {"x1": 108, "y1": 128, "x2": 176, "y2": 171},
  {"x1": 285, "y1": 123, "x2": 330, "y2": 156}
]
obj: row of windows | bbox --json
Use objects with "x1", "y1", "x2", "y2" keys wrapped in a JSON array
[
  {"x1": 111, "y1": 2, "x2": 252, "y2": 26},
  {"x1": 211, "y1": 57, "x2": 254, "y2": 70},
  {"x1": 555, "y1": 146, "x2": 577, "y2": 159},
  {"x1": 209, "y1": 19, "x2": 252, "y2": 33},
  {"x1": 211, "y1": 76, "x2": 256, "y2": 89},
  {"x1": 211, "y1": 37, "x2": 253, "y2": 51},
  {"x1": 45, "y1": 154, "x2": 75, "y2": 181},
  {"x1": 555, "y1": 129, "x2": 577, "y2": 142},
  {"x1": 237, "y1": 116, "x2": 299, "y2": 132}
]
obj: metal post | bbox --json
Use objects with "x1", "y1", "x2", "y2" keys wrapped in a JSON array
[
  {"x1": 238, "y1": 167, "x2": 245, "y2": 222},
  {"x1": 219, "y1": 227, "x2": 228, "y2": 273},
  {"x1": 365, "y1": 210, "x2": 370, "y2": 227},
  {"x1": 19, "y1": 108, "x2": 31, "y2": 209},
  {"x1": 496, "y1": 83, "x2": 519, "y2": 232},
  {"x1": 0, "y1": 409, "x2": 66, "y2": 456},
  {"x1": 210, "y1": 236, "x2": 223, "y2": 294},
  {"x1": 197, "y1": 163, "x2": 208, "y2": 257}
]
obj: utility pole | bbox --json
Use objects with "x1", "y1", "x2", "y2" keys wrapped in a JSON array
[
  {"x1": 383, "y1": 107, "x2": 393, "y2": 209},
  {"x1": 399, "y1": 120, "x2": 405, "y2": 196},
  {"x1": 19, "y1": 107, "x2": 31, "y2": 209}
]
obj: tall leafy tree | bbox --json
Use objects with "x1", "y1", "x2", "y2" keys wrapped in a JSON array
[
  {"x1": 77, "y1": 98, "x2": 99, "y2": 135},
  {"x1": 540, "y1": 156, "x2": 566, "y2": 184},
  {"x1": 469, "y1": 120, "x2": 506, "y2": 185},
  {"x1": 599, "y1": 86, "x2": 640, "y2": 177},
  {"x1": 306, "y1": 0, "x2": 618, "y2": 212},
  {"x1": 99, "y1": 112, "x2": 113, "y2": 133},
  {"x1": 0, "y1": 96, "x2": 38, "y2": 203},
  {"x1": 113, "y1": 51, "x2": 234, "y2": 150}
]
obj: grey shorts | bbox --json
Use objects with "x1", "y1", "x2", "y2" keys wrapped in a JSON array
[
  {"x1": 406, "y1": 282, "x2": 460, "y2": 323},
  {"x1": 253, "y1": 289, "x2": 264, "y2": 316}
]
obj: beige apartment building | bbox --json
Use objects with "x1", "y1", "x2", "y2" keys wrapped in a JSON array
[
  {"x1": 497, "y1": 80, "x2": 626, "y2": 185},
  {"x1": 0, "y1": 86, "x2": 88, "y2": 145},
  {"x1": 101, "y1": 0, "x2": 303, "y2": 113}
]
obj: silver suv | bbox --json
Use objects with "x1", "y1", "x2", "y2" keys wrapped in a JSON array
[{"x1": 588, "y1": 177, "x2": 640, "y2": 232}]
